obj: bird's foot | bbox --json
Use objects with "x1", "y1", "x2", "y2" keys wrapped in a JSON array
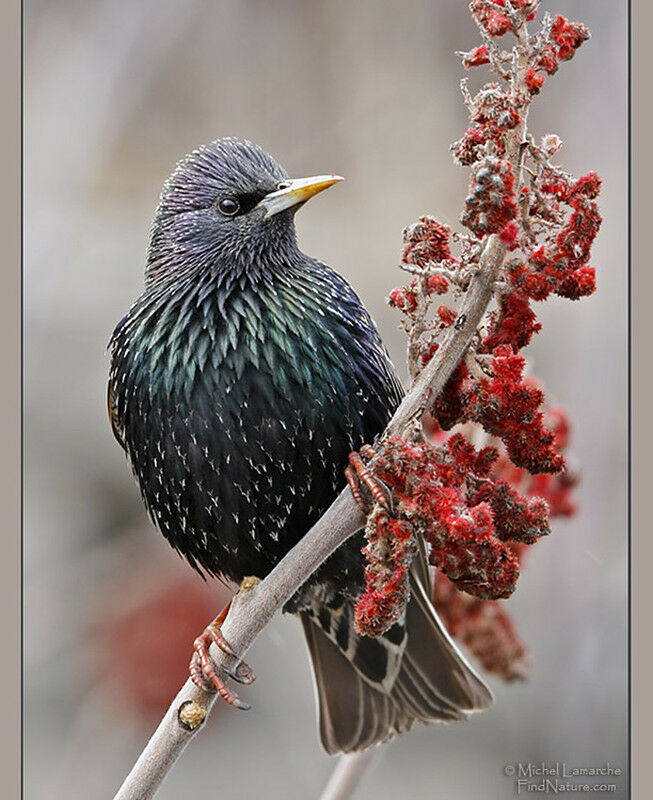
[
  {"x1": 345, "y1": 446, "x2": 392, "y2": 510},
  {"x1": 189, "y1": 601, "x2": 256, "y2": 711}
]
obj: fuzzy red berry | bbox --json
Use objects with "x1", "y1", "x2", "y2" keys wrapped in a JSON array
[
  {"x1": 483, "y1": 290, "x2": 542, "y2": 351},
  {"x1": 465, "y1": 347, "x2": 565, "y2": 473},
  {"x1": 500, "y1": 221, "x2": 519, "y2": 248},
  {"x1": 402, "y1": 216, "x2": 452, "y2": 267},
  {"x1": 355, "y1": 507, "x2": 417, "y2": 637},
  {"x1": 452, "y1": 128, "x2": 488, "y2": 166},
  {"x1": 388, "y1": 287, "x2": 418, "y2": 312},
  {"x1": 437, "y1": 305, "x2": 457, "y2": 326},
  {"x1": 526, "y1": 69, "x2": 545, "y2": 94},
  {"x1": 550, "y1": 15, "x2": 590, "y2": 61},
  {"x1": 426, "y1": 274, "x2": 450, "y2": 295},
  {"x1": 463, "y1": 45, "x2": 491, "y2": 69},
  {"x1": 470, "y1": 0, "x2": 512, "y2": 37},
  {"x1": 556, "y1": 265, "x2": 596, "y2": 300}
]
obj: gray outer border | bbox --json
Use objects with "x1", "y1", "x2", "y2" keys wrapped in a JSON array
[
  {"x1": 0, "y1": 0, "x2": 20, "y2": 797},
  {"x1": 8, "y1": 2, "x2": 639, "y2": 797},
  {"x1": 633, "y1": 1, "x2": 649, "y2": 798}
]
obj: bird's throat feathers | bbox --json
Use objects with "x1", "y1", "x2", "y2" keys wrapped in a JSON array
[
  {"x1": 144, "y1": 204, "x2": 300, "y2": 289},
  {"x1": 112, "y1": 243, "x2": 361, "y2": 411}
]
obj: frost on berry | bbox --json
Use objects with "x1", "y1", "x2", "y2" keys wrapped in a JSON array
[
  {"x1": 354, "y1": 506, "x2": 417, "y2": 637},
  {"x1": 469, "y1": 0, "x2": 538, "y2": 38},
  {"x1": 355, "y1": 1, "x2": 596, "y2": 674},
  {"x1": 471, "y1": 1, "x2": 511, "y2": 38},
  {"x1": 462, "y1": 45, "x2": 490, "y2": 69},
  {"x1": 401, "y1": 215, "x2": 452, "y2": 267},
  {"x1": 525, "y1": 69, "x2": 545, "y2": 94},
  {"x1": 550, "y1": 15, "x2": 590, "y2": 61},
  {"x1": 541, "y1": 134, "x2": 562, "y2": 156},
  {"x1": 452, "y1": 128, "x2": 488, "y2": 167},
  {"x1": 352, "y1": 433, "x2": 559, "y2": 610},
  {"x1": 509, "y1": 174, "x2": 602, "y2": 301},
  {"x1": 462, "y1": 157, "x2": 518, "y2": 237}
]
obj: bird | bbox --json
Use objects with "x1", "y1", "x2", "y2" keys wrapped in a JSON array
[{"x1": 108, "y1": 137, "x2": 492, "y2": 754}]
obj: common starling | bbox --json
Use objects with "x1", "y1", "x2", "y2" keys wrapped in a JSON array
[{"x1": 108, "y1": 138, "x2": 491, "y2": 753}]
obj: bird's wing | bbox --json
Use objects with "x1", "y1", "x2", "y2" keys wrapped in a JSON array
[{"x1": 107, "y1": 375, "x2": 126, "y2": 450}]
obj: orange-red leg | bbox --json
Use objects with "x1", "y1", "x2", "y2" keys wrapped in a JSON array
[
  {"x1": 189, "y1": 601, "x2": 255, "y2": 711},
  {"x1": 345, "y1": 450, "x2": 390, "y2": 508},
  {"x1": 360, "y1": 444, "x2": 380, "y2": 461}
]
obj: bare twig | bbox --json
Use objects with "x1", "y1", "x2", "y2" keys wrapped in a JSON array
[
  {"x1": 113, "y1": 10, "x2": 535, "y2": 800},
  {"x1": 319, "y1": 750, "x2": 380, "y2": 800},
  {"x1": 113, "y1": 489, "x2": 364, "y2": 800}
]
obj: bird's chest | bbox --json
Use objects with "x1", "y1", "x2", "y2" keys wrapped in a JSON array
[{"x1": 114, "y1": 285, "x2": 368, "y2": 578}]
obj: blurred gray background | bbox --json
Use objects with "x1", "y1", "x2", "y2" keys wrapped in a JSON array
[{"x1": 25, "y1": 1, "x2": 628, "y2": 798}]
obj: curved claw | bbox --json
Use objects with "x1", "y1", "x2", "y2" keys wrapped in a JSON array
[
  {"x1": 224, "y1": 661, "x2": 256, "y2": 685},
  {"x1": 188, "y1": 606, "x2": 256, "y2": 710}
]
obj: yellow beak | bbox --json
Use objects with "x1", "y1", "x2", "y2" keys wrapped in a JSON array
[{"x1": 258, "y1": 174, "x2": 344, "y2": 218}]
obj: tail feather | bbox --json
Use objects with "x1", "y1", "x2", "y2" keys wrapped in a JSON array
[
  {"x1": 301, "y1": 615, "x2": 413, "y2": 754},
  {"x1": 401, "y1": 568, "x2": 493, "y2": 713},
  {"x1": 301, "y1": 563, "x2": 493, "y2": 754}
]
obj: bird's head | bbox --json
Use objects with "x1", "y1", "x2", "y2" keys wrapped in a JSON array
[{"x1": 146, "y1": 138, "x2": 342, "y2": 283}]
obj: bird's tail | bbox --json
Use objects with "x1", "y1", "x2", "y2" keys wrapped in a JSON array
[{"x1": 300, "y1": 566, "x2": 493, "y2": 755}]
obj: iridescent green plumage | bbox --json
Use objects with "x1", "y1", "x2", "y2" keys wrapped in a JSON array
[{"x1": 110, "y1": 240, "x2": 402, "y2": 584}]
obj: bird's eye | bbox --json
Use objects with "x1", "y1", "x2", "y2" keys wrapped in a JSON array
[
  {"x1": 276, "y1": 181, "x2": 291, "y2": 191},
  {"x1": 218, "y1": 197, "x2": 240, "y2": 216}
]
